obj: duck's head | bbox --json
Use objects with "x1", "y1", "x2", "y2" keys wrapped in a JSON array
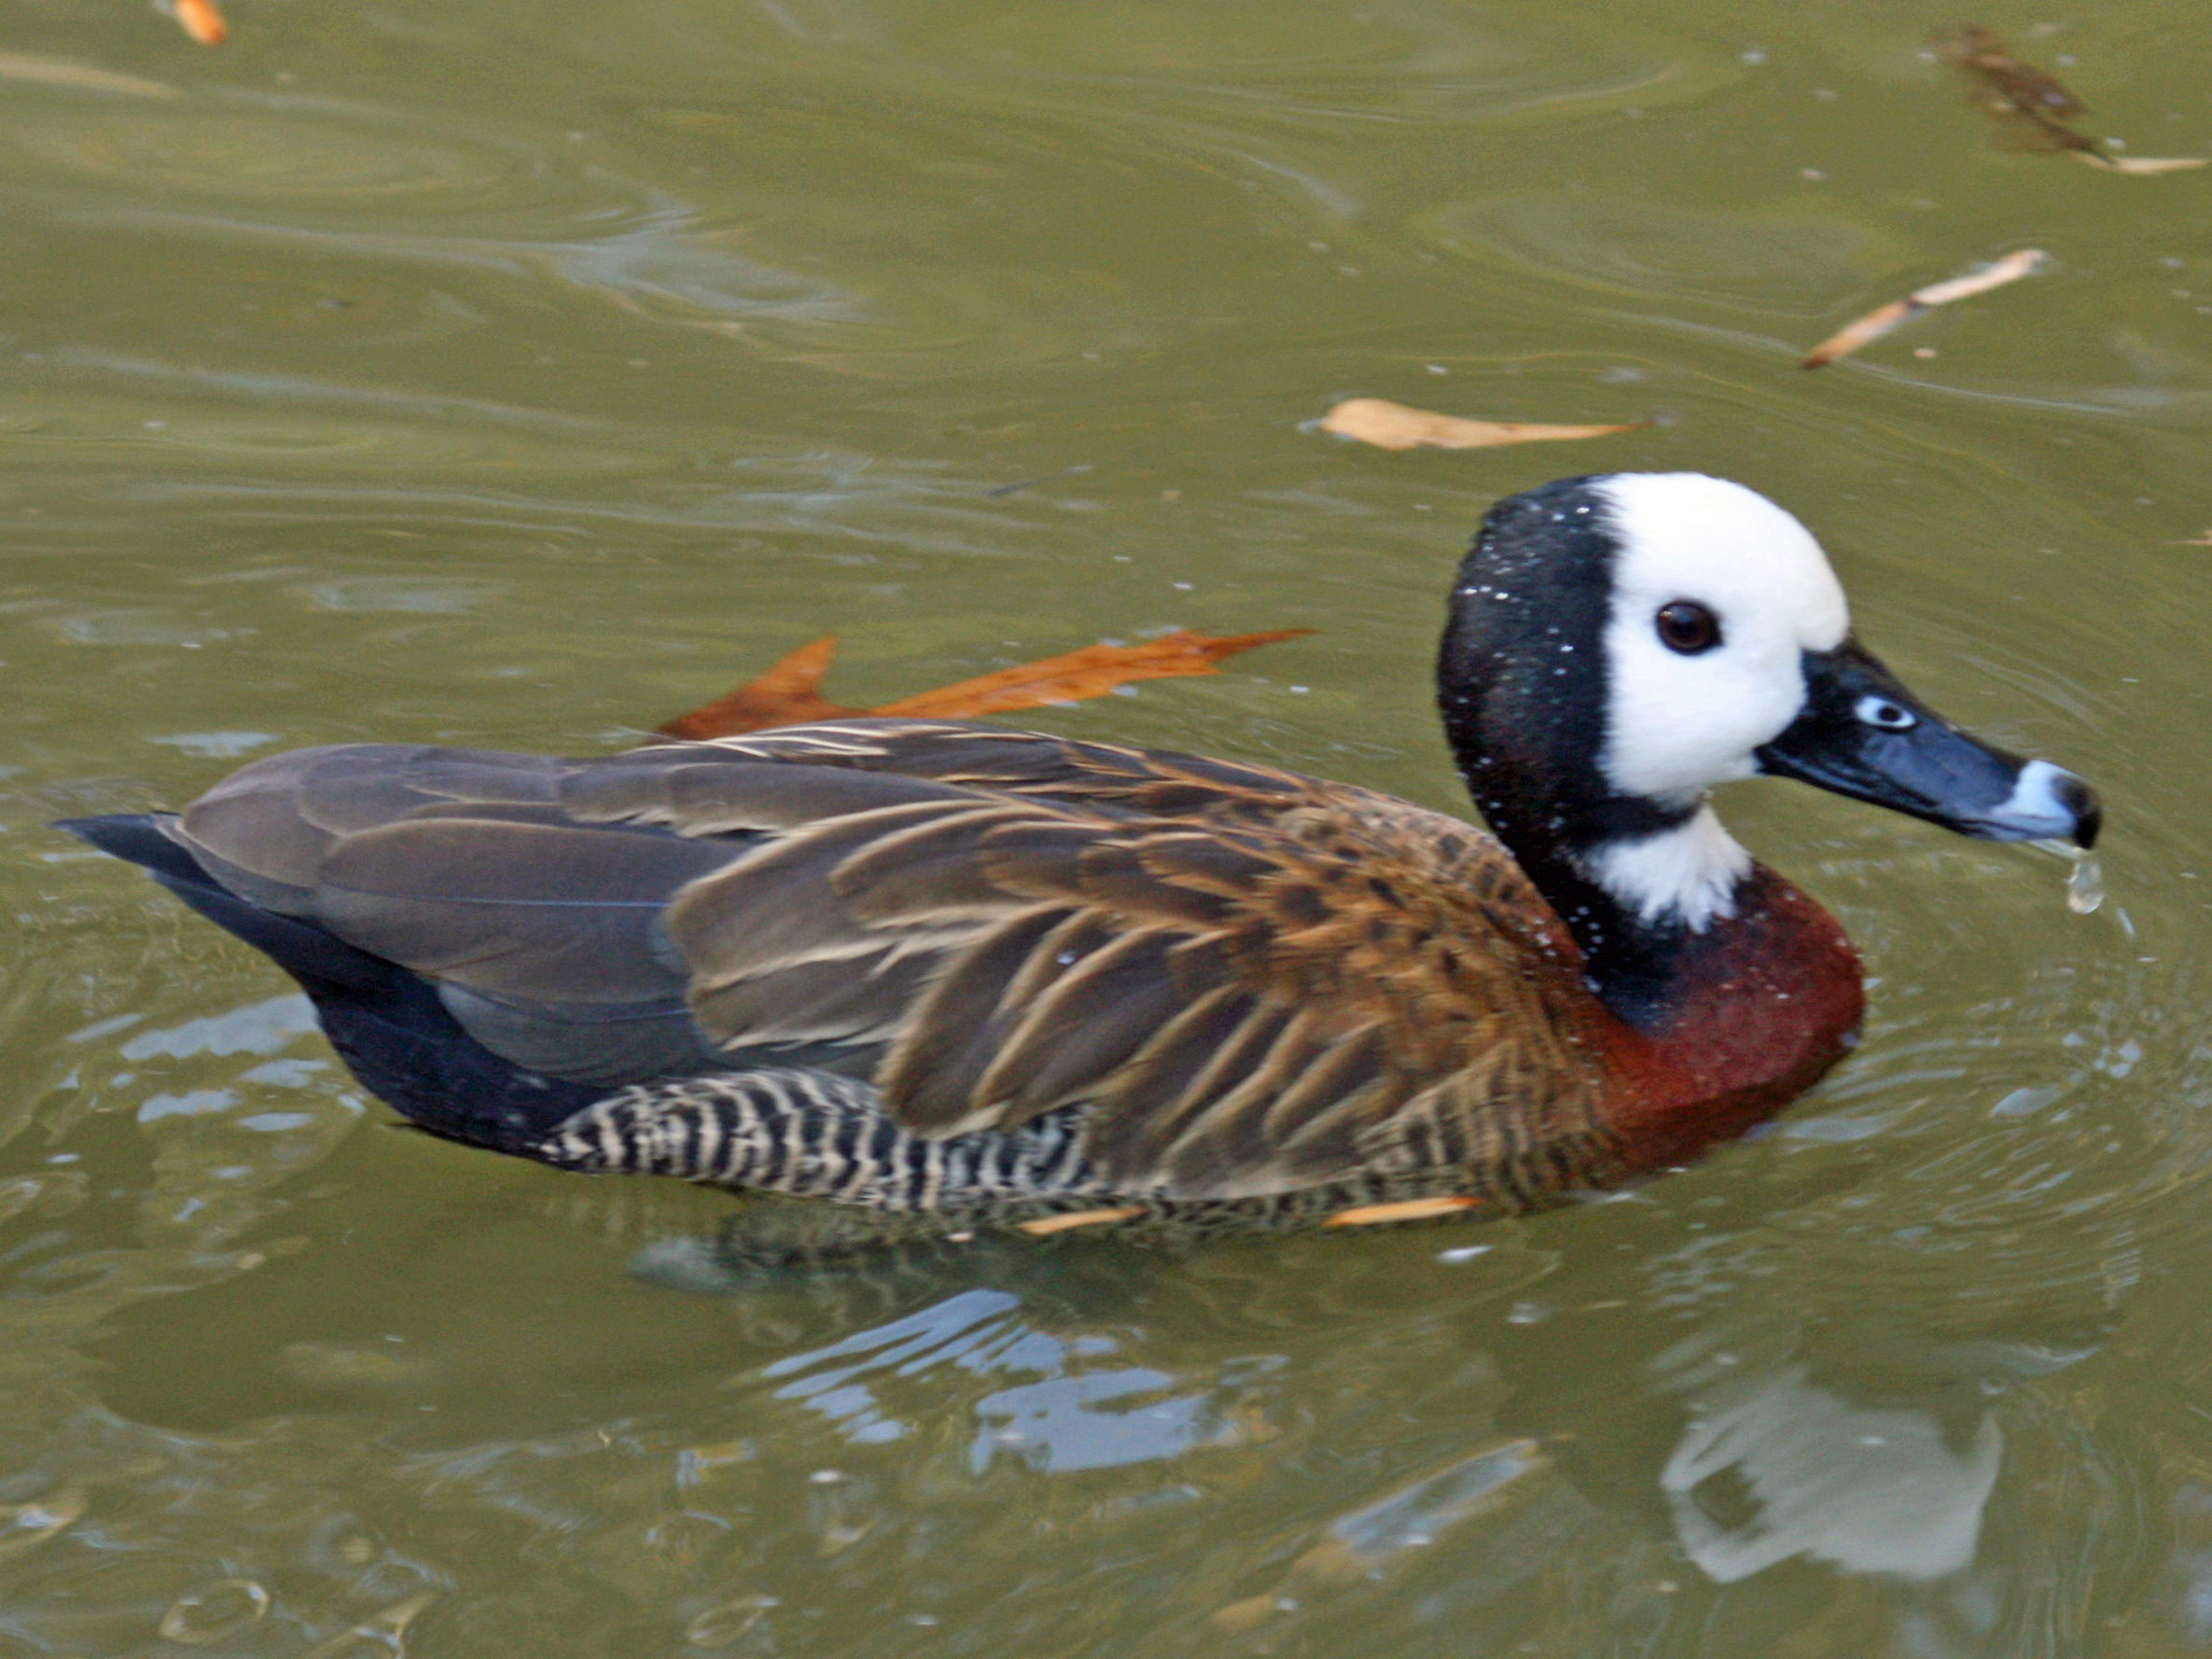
[{"x1": 1439, "y1": 473, "x2": 2098, "y2": 990}]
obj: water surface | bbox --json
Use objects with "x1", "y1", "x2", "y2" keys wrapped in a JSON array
[{"x1": 5, "y1": 1, "x2": 2212, "y2": 1653}]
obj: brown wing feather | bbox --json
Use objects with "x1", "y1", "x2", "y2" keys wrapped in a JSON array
[{"x1": 174, "y1": 718, "x2": 1613, "y2": 1199}]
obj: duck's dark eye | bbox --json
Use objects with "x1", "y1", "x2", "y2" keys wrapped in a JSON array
[{"x1": 1655, "y1": 601, "x2": 1721, "y2": 655}]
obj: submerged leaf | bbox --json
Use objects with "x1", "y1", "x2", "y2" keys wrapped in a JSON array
[
  {"x1": 1318, "y1": 398, "x2": 1645, "y2": 452},
  {"x1": 1939, "y1": 25, "x2": 2205, "y2": 172},
  {"x1": 1802, "y1": 248, "x2": 2047, "y2": 369},
  {"x1": 1940, "y1": 24, "x2": 2083, "y2": 118},
  {"x1": 653, "y1": 628, "x2": 1312, "y2": 741},
  {"x1": 0, "y1": 50, "x2": 179, "y2": 96}
]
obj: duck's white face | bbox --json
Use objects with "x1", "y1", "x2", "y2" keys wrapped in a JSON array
[
  {"x1": 1593, "y1": 472, "x2": 1850, "y2": 806},
  {"x1": 1444, "y1": 469, "x2": 2096, "y2": 970}
]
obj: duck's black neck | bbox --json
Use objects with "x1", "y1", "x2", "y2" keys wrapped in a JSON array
[{"x1": 1437, "y1": 488, "x2": 1748, "y2": 1029}]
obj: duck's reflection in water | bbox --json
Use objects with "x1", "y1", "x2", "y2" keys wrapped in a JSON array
[
  {"x1": 466, "y1": 1167, "x2": 2138, "y2": 1652},
  {"x1": 1660, "y1": 1365, "x2": 2002, "y2": 1582}
]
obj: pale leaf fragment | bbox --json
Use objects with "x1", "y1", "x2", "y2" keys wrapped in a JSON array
[
  {"x1": 1802, "y1": 248, "x2": 2047, "y2": 369},
  {"x1": 1322, "y1": 1195, "x2": 1484, "y2": 1228},
  {"x1": 1318, "y1": 397, "x2": 1645, "y2": 452},
  {"x1": 1016, "y1": 1206, "x2": 1146, "y2": 1237},
  {"x1": 2075, "y1": 151, "x2": 2208, "y2": 174}
]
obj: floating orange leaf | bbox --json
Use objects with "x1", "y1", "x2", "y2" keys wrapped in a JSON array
[
  {"x1": 1318, "y1": 398, "x2": 1645, "y2": 452},
  {"x1": 653, "y1": 635, "x2": 853, "y2": 741},
  {"x1": 1802, "y1": 249, "x2": 2047, "y2": 369},
  {"x1": 654, "y1": 628, "x2": 1313, "y2": 742},
  {"x1": 874, "y1": 628, "x2": 1314, "y2": 718},
  {"x1": 171, "y1": 0, "x2": 230, "y2": 45}
]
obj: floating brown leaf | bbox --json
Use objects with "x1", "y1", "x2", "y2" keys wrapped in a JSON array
[
  {"x1": 1802, "y1": 248, "x2": 2047, "y2": 369},
  {"x1": 654, "y1": 628, "x2": 1313, "y2": 742},
  {"x1": 172, "y1": 0, "x2": 230, "y2": 45},
  {"x1": 1319, "y1": 397, "x2": 1645, "y2": 452}
]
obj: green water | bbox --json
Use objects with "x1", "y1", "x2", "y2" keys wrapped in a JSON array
[{"x1": 4, "y1": 0, "x2": 2211, "y2": 1652}]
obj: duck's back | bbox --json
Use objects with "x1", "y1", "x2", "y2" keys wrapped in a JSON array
[{"x1": 73, "y1": 718, "x2": 1623, "y2": 1206}]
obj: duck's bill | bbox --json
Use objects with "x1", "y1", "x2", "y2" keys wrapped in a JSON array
[{"x1": 1755, "y1": 638, "x2": 2100, "y2": 849}]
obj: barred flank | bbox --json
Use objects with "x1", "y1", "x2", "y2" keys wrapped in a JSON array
[
  {"x1": 533, "y1": 1066, "x2": 1605, "y2": 1230},
  {"x1": 536, "y1": 1069, "x2": 1107, "y2": 1211}
]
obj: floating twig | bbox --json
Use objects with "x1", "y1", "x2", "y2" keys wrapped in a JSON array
[{"x1": 1802, "y1": 248, "x2": 2047, "y2": 369}]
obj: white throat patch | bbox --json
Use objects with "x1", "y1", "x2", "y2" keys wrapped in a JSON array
[{"x1": 1578, "y1": 805, "x2": 1753, "y2": 931}]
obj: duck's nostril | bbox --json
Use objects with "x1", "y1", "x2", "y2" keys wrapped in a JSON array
[{"x1": 2053, "y1": 771, "x2": 2101, "y2": 849}]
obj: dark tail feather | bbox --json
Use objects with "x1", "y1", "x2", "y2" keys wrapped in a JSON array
[
  {"x1": 56, "y1": 813, "x2": 601, "y2": 1154},
  {"x1": 56, "y1": 815, "x2": 389, "y2": 994}
]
